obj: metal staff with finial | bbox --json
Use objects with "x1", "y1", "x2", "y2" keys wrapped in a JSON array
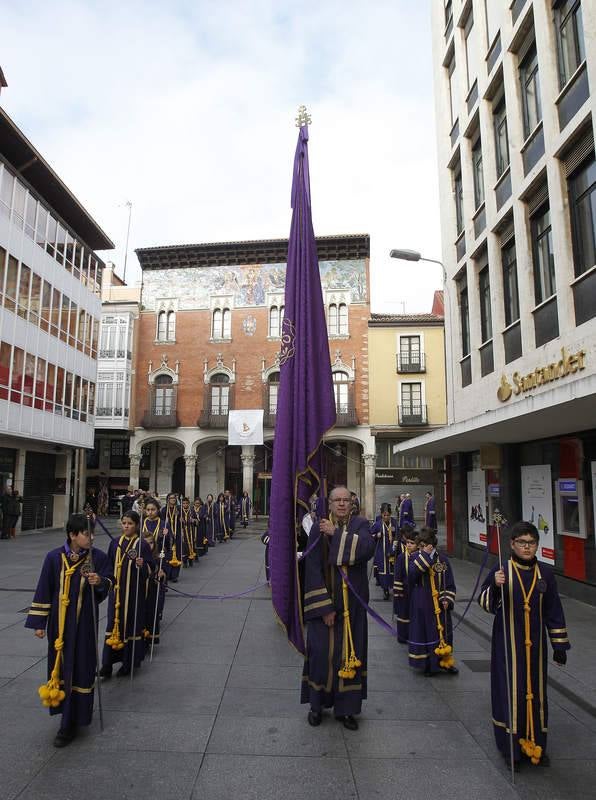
[
  {"x1": 82, "y1": 510, "x2": 104, "y2": 731},
  {"x1": 129, "y1": 525, "x2": 143, "y2": 685},
  {"x1": 494, "y1": 508, "x2": 515, "y2": 785},
  {"x1": 150, "y1": 529, "x2": 167, "y2": 663}
]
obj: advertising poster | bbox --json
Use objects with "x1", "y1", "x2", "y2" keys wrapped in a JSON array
[
  {"x1": 592, "y1": 462, "x2": 596, "y2": 542},
  {"x1": 521, "y1": 465, "x2": 555, "y2": 565},
  {"x1": 467, "y1": 469, "x2": 487, "y2": 545}
]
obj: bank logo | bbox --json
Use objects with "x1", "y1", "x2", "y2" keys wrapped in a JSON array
[{"x1": 497, "y1": 374, "x2": 513, "y2": 402}]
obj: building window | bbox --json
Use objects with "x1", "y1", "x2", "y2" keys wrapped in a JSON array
[
  {"x1": 555, "y1": 0, "x2": 585, "y2": 88},
  {"x1": 493, "y1": 94, "x2": 510, "y2": 178},
  {"x1": 110, "y1": 440, "x2": 130, "y2": 470},
  {"x1": 568, "y1": 153, "x2": 596, "y2": 278},
  {"x1": 531, "y1": 203, "x2": 556, "y2": 304},
  {"x1": 520, "y1": 42, "x2": 542, "y2": 138},
  {"x1": 167, "y1": 311, "x2": 175, "y2": 341},
  {"x1": 472, "y1": 137, "x2": 485, "y2": 209},
  {"x1": 268, "y1": 371, "x2": 280, "y2": 414},
  {"x1": 484, "y1": 0, "x2": 499, "y2": 45},
  {"x1": 157, "y1": 310, "x2": 175, "y2": 342},
  {"x1": 154, "y1": 374, "x2": 174, "y2": 416},
  {"x1": 399, "y1": 336, "x2": 422, "y2": 371},
  {"x1": 140, "y1": 444, "x2": 152, "y2": 470},
  {"x1": 447, "y1": 55, "x2": 458, "y2": 127},
  {"x1": 464, "y1": 12, "x2": 477, "y2": 91},
  {"x1": 328, "y1": 302, "x2": 348, "y2": 336},
  {"x1": 502, "y1": 240, "x2": 520, "y2": 326},
  {"x1": 212, "y1": 308, "x2": 231, "y2": 339},
  {"x1": 458, "y1": 277, "x2": 470, "y2": 357},
  {"x1": 210, "y1": 373, "x2": 230, "y2": 414},
  {"x1": 269, "y1": 305, "x2": 284, "y2": 338},
  {"x1": 333, "y1": 371, "x2": 350, "y2": 413},
  {"x1": 444, "y1": 0, "x2": 453, "y2": 32},
  {"x1": 400, "y1": 383, "x2": 423, "y2": 417},
  {"x1": 478, "y1": 265, "x2": 492, "y2": 343},
  {"x1": 454, "y1": 168, "x2": 464, "y2": 235}
]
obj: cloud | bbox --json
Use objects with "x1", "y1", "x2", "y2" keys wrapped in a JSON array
[{"x1": 1, "y1": 0, "x2": 441, "y2": 312}]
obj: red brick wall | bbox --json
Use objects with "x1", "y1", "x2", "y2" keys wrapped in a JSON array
[{"x1": 133, "y1": 262, "x2": 370, "y2": 428}]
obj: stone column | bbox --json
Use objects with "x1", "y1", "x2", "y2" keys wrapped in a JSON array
[
  {"x1": 240, "y1": 446, "x2": 256, "y2": 507},
  {"x1": 77, "y1": 447, "x2": 87, "y2": 511},
  {"x1": 362, "y1": 453, "x2": 377, "y2": 521},
  {"x1": 184, "y1": 455, "x2": 197, "y2": 499},
  {"x1": 129, "y1": 453, "x2": 141, "y2": 490}
]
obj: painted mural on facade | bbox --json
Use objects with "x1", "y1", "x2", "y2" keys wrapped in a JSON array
[{"x1": 142, "y1": 259, "x2": 367, "y2": 310}]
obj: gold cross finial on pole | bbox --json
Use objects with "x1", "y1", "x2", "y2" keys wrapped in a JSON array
[
  {"x1": 493, "y1": 509, "x2": 508, "y2": 527},
  {"x1": 295, "y1": 105, "x2": 312, "y2": 127}
]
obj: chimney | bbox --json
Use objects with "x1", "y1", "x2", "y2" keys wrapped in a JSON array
[{"x1": 0, "y1": 67, "x2": 7, "y2": 95}]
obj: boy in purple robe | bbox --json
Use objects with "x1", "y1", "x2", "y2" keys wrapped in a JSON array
[
  {"x1": 100, "y1": 511, "x2": 154, "y2": 678},
  {"x1": 399, "y1": 493, "x2": 415, "y2": 529},
  {"x1": 393, "y1": 529, "x2": 418, "y2": 644},
  {"x1": 407, "y1": 528, "x2": 458, "y2": 675},
  {"x1": 25, "y1": 513, "x2": 112, "y2": 747},
  {"x1": 193, "y1": 497, "x2": 208, "y2": 555},
  {"x1": 142, "y1": 498, "x2": 167, "y2": 650},
  {"x1": 203, "y1": 494, "x2": 216, "y2": 546},
  {"x1": 370, "y1": 504, "x2": 398, "y2": 600},
  {"x1": 301, "y1": 486, "x2": 376, "y2": 731},
  {"x1": 240, "y1": 491, "x2": 251, "y2": 528},
  {"x1": 424, "y1": 491, "x2": 437, "y2": 529},
  {"x1": 215, "y1": 492, "x2": 230, "y2": 542},
  {"x1": 479, "y1": 521, "x2": 570, "y2": 769},
  {"x1": 161, "y1": 493, "x2": 182, "y2": 580},
  {"x1": 180, "y1": 497, "x2": 196, "y2": 567},
  {"x1": 224, "y1": 489, "x2": 236, "y2": 538}
]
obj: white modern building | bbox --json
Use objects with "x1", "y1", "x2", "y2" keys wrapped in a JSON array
[
  {"x1": 397, "y1": 0, "x2": 596, "y2": 599},
  {"x1": 84, "y1": 265, "x2": 141, "y2": 514},
  {"x1": 0, "y1": 101, "x2": 113, "y2": 531}
]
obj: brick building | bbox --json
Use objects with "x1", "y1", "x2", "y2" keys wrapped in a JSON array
[{"x1": 129, "y1": 234, "x2": 376, "y2": 515}]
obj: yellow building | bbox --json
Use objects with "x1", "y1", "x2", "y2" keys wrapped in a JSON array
[{"x1": 367, "y1": 293, "x2": 447, "y2": 522}]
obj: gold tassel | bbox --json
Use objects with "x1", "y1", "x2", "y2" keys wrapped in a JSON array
[
  {"x1": 429, "y1": 566, "x2": 456, "y2": 669},
  {"x1": 337, "y1": 573, "x2": 361, "y2": 679}
]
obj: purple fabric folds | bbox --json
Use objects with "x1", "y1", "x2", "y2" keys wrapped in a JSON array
[{"x1": 269, "y1": 124, "x2": 336, "y2": 654}]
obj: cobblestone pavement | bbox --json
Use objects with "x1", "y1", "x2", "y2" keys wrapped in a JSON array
[{"x1": 0, "y1": 521, "x2": 594, "y2": 800}]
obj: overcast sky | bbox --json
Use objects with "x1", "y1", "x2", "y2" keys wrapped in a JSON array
[{"x1": 1, "y1": 0, "x2": 442, "y2": 313}]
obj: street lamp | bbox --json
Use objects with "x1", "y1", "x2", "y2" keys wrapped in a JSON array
[{"x1": 389, "y1": 247, "x2": 453, "y2": 424}]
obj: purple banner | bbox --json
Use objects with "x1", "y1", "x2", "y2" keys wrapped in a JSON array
[{"x1": 269, "y1": 124, "x2": 337, "y2": 654}]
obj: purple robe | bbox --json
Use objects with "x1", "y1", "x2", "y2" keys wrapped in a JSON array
[
  {"x1": 301, "y1": 515, "x2": 376, "y2": 717},
  {"x1": 180, "y1": 508, "x2": 195, "y2": 565},
  {"x1": 192, "y1": 506, "x2": 207, "y2": 555},
  {"x1": 161, "y1": 506, "x2": 182, "y2": 579},
  {"x1": 393, "y1": 548, "x2": 413, "y2": 644},
  {"x1": 240, "y1": 496, "x2": 251, "y2": 527},
  {"x1": 424, "y1": 495, "x2": 437, "y2": 529},
  {"x1": 202, "y1": 502, "x2": 216, "y2": 546},
  {"x1": 142, "y1": 518, "x2": 167, "y2": 647},
  {"x1": 408, "y1": 549, "x2": 456, "y2": 673},
  {"x1": 25, "y1": 545, "x2": 112, "y2": 728},
  {"x1": 214, "y1": 501, "x2": 232, "y2": 542},
  {"x1": 102, "y1": 535, "x2": 154, "y2": 670},
  {"x1": 399, "y1": 498, "x2": 415, "y2": 529},
  {"x1": 479, "y1": 557, "x2": 570, "y2": 760},
  {"x1": 370, "y1": 517, "x2": 398, "y2": 593}
]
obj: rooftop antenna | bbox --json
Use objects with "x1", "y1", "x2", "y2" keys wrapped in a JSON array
[{"x1": 122, "y1": 201, "x2": 133, "y2": 284}]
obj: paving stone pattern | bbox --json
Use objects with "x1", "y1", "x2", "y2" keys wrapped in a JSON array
[{"x1": 0, "y1": 521, "x2": 593, "y2": 800}]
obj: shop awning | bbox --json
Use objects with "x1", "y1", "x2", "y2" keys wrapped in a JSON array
[{"x1": 393, "y1": 371, "x2": 596, "y2": 457}]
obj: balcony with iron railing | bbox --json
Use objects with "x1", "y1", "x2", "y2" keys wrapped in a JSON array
[
  {"x1": 335, "y1": 404, "x2": 359, "y2": 427},
  {"x1": 198, "y1": 408, "x2": 230, "y2": 428},
  {"x1": 141, "y1": 387, "x2": 179, "y2": 428},
  {"x1": 396, "y1": 352, "x2": 426, "y2": 373},
  {"x1": 398, "y1": 404, "x2": 428, "y2": 426},
  {"x1": 263, "y1": 410, "x2": 277, "y2": 428}
]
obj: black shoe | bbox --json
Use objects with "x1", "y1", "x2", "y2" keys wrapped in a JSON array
[
  {"x1": 116, "y1": 666, "x2": 130, "y2": 678},
  {"x1": 536, "y1": 754, "x2": 550, "y2": 767},
  {"x1": 53, "y1": 726, "x2": 76, "y2": 747},
  {"x1": 383, "y1": 590, "x2": 390, "y2": 601},
  {"x1": 441, "y1": 666, "x2": 459, "y2": 675},
  {"x1": 307, "y1": 710, "x2": 322, "y2": 727},
  {"x1": 339, "y1": 715, "x2": 358, "y2": 731},
  {"x1": 99, "y1": 665, "x2": 112, "y2": 679}
]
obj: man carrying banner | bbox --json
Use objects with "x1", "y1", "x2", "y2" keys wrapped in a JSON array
[{"x1": 300, "y1": 486, "x2": 376, "y2": 730}]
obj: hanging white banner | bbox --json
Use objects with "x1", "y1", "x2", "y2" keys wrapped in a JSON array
[
  {"x1": 521, "y1": 464, "x2": 555, "y2": 565},
  {"x1": 228, "y1": 410, "x2": 264, "y2": 445}
]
